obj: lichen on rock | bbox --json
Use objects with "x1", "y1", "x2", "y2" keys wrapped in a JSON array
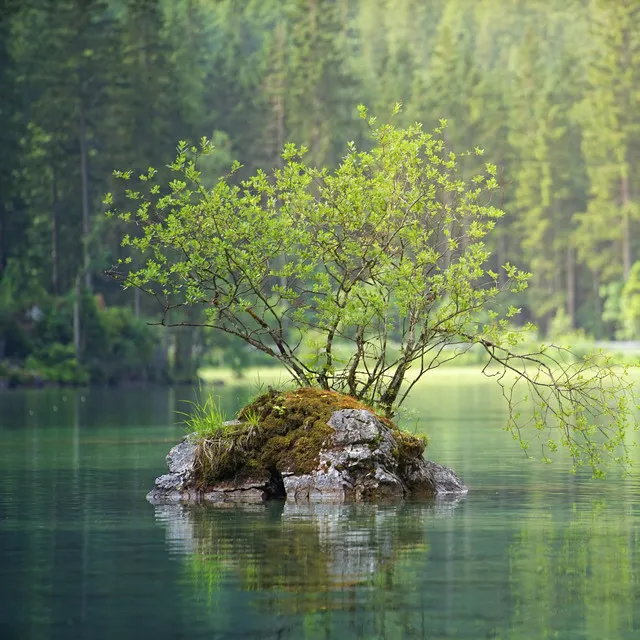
[{"x1": 147, "y1": 387, "x2": 467, "y2": 505}]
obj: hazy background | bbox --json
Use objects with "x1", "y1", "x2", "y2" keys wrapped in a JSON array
[{"x1": 1, "y1": 0, "x2": 639, "y2": 385}]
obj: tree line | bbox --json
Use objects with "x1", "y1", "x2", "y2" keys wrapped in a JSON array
[{"x1": 1, "y1": 0, "x2": 639, "y2": 384}]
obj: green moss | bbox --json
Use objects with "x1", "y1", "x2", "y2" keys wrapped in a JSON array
[
  {"x1": 395, "y1": 430, "x2": 429, "y2": 474},
  {"x1": 194, "y1": 386, "x2": 428, "y2": 487}
]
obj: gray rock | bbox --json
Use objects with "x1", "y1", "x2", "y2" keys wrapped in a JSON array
[
  {"x1": 423, "y1": 460, "x2": 468, "y2": 494},
  {"x1": 283, "y1": 467, "x2": 351, "y2": 503},
  {"x1": 166, "y1": 437, "x2": 197, "y2": 476},
  {"x1": 146, "y1": 437, "x2": 198, "y2": 504},
  {"x1": 401, "y1": 456, "x2": 468, "y2": 497},
  {"x1": 328, "y1": 409, "x2": 385, "y2": 445},
  {"x1": 147, "y1": 409, "x2": 467, "y2": 504}
]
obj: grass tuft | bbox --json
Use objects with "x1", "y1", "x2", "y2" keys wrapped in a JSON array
[{"x1": 178, "y1": 394, "x2": 229, "y2": 439}]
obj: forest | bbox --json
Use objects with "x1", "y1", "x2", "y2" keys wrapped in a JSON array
[{"x1": 1, "y1": 0, "x2": 639, "y2": 386}]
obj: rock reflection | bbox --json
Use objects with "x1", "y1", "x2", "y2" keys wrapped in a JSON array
[{"x1": 154, "y1": 497, "x2": 464, "y2": 594}]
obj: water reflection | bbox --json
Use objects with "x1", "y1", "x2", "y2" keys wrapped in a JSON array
[
  {"x1": 153, "y1": 495, "x2": 640, "y2": 640},
  {"x1": 154, "y1": 499, "x2": 465, "y2": 638},
  {"x1": 155, "y1": 498, "x2": 465, "y2": 590},
  {"x1": 506, "y1": 498, "x2": 640, "y2": 640}
]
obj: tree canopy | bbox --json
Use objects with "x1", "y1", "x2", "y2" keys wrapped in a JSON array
[{"x1": 109, "y1": 110, "x2": 635, "y2": 476}]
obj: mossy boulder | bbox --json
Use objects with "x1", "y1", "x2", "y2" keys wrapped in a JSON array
[{"x1": 147, "y1": 388, "x2": 467, "y2": 504}]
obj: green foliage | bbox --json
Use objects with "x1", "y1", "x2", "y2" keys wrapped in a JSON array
[
  {"x1": 575, "y1": 0, "x2": 640, "y2": 285},
  {"x1": 2, "y1": 0, "x2": 639, "y2": 473},
  {"x1": 4, "y1": 1, "x2": 640, "y2": 361},
  {"x1": 85, "y1": 305, "x2": 161, "y2": 384},
  {"x1": 1, "y1": 291, "x2": 165, "y2": 386},
  {"x1": 112, "y1": 116, "x2": 528, "y2": 415},
  {"x1": 184, "y1": 395, "x2": 264, "y2": 483},
  {"x1": 24, "y1": 343, "x2": 89, "y2": 385},
  {"x1": 619, "y1": 262, "x2": 640, "y2": 340},
  {"x1": 240, "y1": 406, "x2": 262, "y2": 429},
  {"x1": 0, "y1": 310, "x2": 33, "y2": 360},
  {"x1": 179, "y1": 394, "x2": 229, "y2": 440},
  {"x1": 112, "y1": 114, "x2": 635, "y2": 475}
]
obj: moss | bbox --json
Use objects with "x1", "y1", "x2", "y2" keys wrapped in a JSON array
[
  {"x1": 238, "y1": 387, "x2": 368, "y2": 475},
  {"x1": 395, "y1": 430, "x2": 429, "y2": 474},
  {"x1": 195, "y1": 386, "x2": 428, "y2": 487}
]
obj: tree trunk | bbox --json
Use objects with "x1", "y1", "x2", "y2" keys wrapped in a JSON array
[
  {"x1": 307, "y1": 0, "x2": 322, "y2": 162},
  {"x1": 273, "y1": 21, "x2": 286, "y2": 163},
  {"x1": 73, "y1": 274, "x2": 81, "y2": 358},
  {"x1": 51, "y1": 168, "x2": 59, "y2": 295},
  {"x1": 593, "y1": 273, "x2": 601, "y2": 333},
  {"x1": 566, "y1": 245, "x2": 575, "y2": 328},
  {"x1": 621, "y1": 173, "x2": 631, "y2": 281},
  {"x1": 79, "y1": 104, "x2": 91, "y2": 291},
  {"x1": 134, "y1": 287, "x2": 141, "y2": 318},
  {"x1": 378, "y1": 360, "x2": 409, "y2": 418}
]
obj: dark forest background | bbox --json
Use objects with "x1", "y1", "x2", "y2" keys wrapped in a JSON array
[{"x1": 1, "y1": 0, "x2": 639, "y2": 385}]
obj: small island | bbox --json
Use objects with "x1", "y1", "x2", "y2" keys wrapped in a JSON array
[{"x1": 148, "y1": 387, "x2": 467, "y2": 504}]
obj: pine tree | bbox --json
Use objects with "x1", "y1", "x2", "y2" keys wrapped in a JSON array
[
  {"x1": 575, "y1": 0, "x2": 640, "y2": 288},
  {"x1": 410, "y1": 0, "x2": 482, "y2": 150},
  {"x1": 285, "y1": 0, "x2": 359, "y2": 167},
  {"x1": 12, "y1": 0, "x2": 120, "y2": 296},
  {"x1": 0, "y1": 0, "x2": 27, "y2": 292},
  {"x1": 508, "y1": 15, "x2": 588, "y2": 332}
]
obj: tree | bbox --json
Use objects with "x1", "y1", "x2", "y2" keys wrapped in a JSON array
[
  {"x1": 284, "y1": 0, "x2": 359, "y2": 167},
  {"x1": 10, "y1": 0, "x2": 120, "y2": 297},
  {"x1": 410, "y1": 0, "x2": 481, "y2": 151},
  {"x1": 618, "y1": 261, "x2": 640, "y2": 340},
  {"x1": 108, "y1": 109, "x2": 633, "y2": 475},
  {"x1": 575, "y1": 0, "x2": 640, "y2": 287},
  {"x1": 0, "y1": 0, "x2": 25, "y2": 286},
  {"x1": 507, "y1": 18, "x2": 587, "y2": 333}
]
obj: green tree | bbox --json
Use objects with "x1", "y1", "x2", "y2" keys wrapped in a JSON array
[
  {"x1": 618, "y1": 261, "x2": 640, "y2": 340},
  {"x1": 11, "y1": 0, "x2": 120, "y2": 296},
  {"x1": 575, "y1": 0, "x2": 640, "y2": 287},
  {"x1": 0, "y1": 0, "x2": 25, "y2": 290},
  {"x1": 410, "y1": 0, "x2": 481, "y2": 151},
  {"x1": 285, "y1": 0, "x2": 359, "y2": 167},
  {"x1": 354, "y1": 0, "x2": 442, "y2": 122},
  {"x1": 508, "y1": 17, "x2": 588, "y2": 332},
  {"x1": 110, "y1": 112, "x2": 632, "y2": 474}
]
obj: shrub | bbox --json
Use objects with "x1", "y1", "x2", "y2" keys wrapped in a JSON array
[{"x1": 109, "y1": 109, "x2": 635, "y2": 476}]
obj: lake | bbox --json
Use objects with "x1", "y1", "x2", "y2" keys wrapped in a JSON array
[{"x1": 1, "y1": 370, "x2": 640, "y2": 639}]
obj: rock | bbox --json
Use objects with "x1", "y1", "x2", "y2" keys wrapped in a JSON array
[
  {"x1": 422, "y1": 460, "x2": 469, "y2": 494},
  {"x1": 146, "y1": 437, "x2": 197, "y2": 504},
  {"x1": 167, "y1": 437, "x2": 197, "y2": 476},
  {"x1": 147, "y1": 408, "x2": 467, "y2": 505},
  {"x1": 147, "y1": 437, "x2": 278, "y2": 505},
  {"x1": 281, "y1": 409, "x2": 407, "y2": 502}
]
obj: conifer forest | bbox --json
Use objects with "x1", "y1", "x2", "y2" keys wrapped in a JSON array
[{"x1": 1, "y1": 0, "x2": 639, "y2": 385}]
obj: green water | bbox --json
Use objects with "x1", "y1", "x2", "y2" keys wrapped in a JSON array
[{"x1": 1, "y1": 373, "x2": 640, "y2": 640}]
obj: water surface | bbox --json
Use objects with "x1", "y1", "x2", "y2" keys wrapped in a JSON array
[{"x1": 1, "y1": 373, "x2": 640, "y2": 639}]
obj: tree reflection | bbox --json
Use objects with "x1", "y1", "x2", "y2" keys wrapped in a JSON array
[
  {"x1": 506, "y1": 499, "x2": 640, "y2": 639},
  {"x1": 154, "y1": 498, "x2": 465, "y2": 639}
]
